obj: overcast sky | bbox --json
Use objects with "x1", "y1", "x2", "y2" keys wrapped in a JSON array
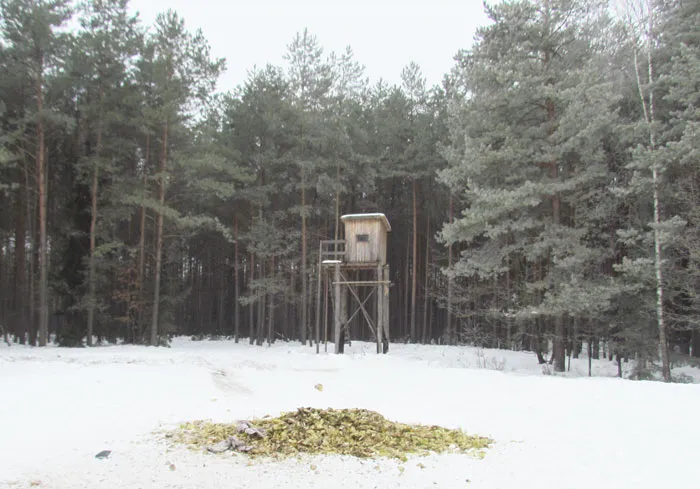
[{"x1": 128, "y1": 0, "x2": 490, "y2": 93}]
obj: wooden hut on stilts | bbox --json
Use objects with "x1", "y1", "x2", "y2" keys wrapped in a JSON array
[{"x1": 315, "y1": 213, "x2": 391, "y2": 354}]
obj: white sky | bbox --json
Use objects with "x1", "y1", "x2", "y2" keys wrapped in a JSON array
[{"x1": 128, "y1": 0, "x2": 490, "y2": 93}]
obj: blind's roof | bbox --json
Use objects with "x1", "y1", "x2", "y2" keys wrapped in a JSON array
[{"x1": 341, "y1": 213, "x2": 391, "y2": 232}]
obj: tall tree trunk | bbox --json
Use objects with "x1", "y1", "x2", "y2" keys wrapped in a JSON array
[
  {"x1": 506, "y1": 238, "x2": 513, "y2": 348},
  {"x1": 447, "y1": 193, "x2": 454, "y2": 345},
  {"x1": 150, "y1": 120, "x2": 168, "y2": 346},
  {"x1": 427, "y1": 282, "x2": 434, "y2": 343},
  {"x1": 210, "y1": 250, "x2": 217, "y2": 332},
  {"x1": 289, "y1": 259, "x2": 295, "y2": 340},
  {"x1": 268, "y1": 255, "x2": 275, "y2": 346},
  {"x1": 588, "y1": 331, "x2": 593, "y2": 377},
  {"x1": 422, "y1": 215, "x2": 430, "y2": 344},
  {"x1": 333, "y1": 161, "x2": 344, "y2": 348},
  {"x1": 137, "y1": 133, "x2": 149, "y2": 342},
  {"x1": 550, "y1": 113, "x2": 566, "y2": 371},
  {"x1": 308, "y1": 264, "x2": 316, "y2": 346},
  {"x1": 0, "y1": 316, "x2": 8, "y2": 347},
  {"x1": 691, "y1": 330, "x2": 700, "y2": 358},
  {"x1": 0, "y1": 235, "x2": 6, "y2": 341},
  {"x1": 86, "y1": 85, "x2": 105, "y2": 347},
  {"x1": 301, "y1": 167, "x2": 308, "y2": 344},
  {"x1": 218, "y1": 261, "x2": 225, "y2": 334},
  {"x1": 542, "y1": 0, "x2": 565, "y2": 372},
  {"x1": 27, "y1": 163, "x2": 36, "y2": 346},
  {"x1": 335, "y1": 160, "x2": 341, "y2": 243},
  {"x1": 534, "y1": 318, "x2": 547, "y2": 364},
  {"x1": 249, "y1": 252, "x2": 255, "y2": 345},
  {"x1": 257, "y1": 263, "x2": 265, "y2": 346},
  {"x1": 196, "y1": 262, "x2": 203, "y2": 334},
  {"x1": 233, "y1": 216, "x2": 240, "y2": 342},
  {"x1": 632, "y1": 0, "x2": 670, "y2": 381},
  {"x1": 36, "y1": 54, "x2": 49, "y2": 347},
  {"x1": 410, "y1": 178, "x2": 418, "y2": 343},
  {"x1": 15, "y1": 175, "x2": 27, "y2": 344},
  {"x1": 404, "y1": 237, "x2": 410, "y2": 340},
  {"x1": 647, "y1": 0, "x2": 670, "y2": 382},
  {"x1": 86, "y1": 162, "x2": 98, "y2": 345}
]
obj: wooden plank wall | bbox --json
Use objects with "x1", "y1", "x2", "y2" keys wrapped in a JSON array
[{"x1": 344, "y1": 220, "x2": 386, "y2": 263}]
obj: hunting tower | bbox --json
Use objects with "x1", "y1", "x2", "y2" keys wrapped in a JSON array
[
  {"x1": 342, "y1": 213, "x2": 390, "y2": 264},
  {"x1": 315, "y1": 214, "x2": 391, "y2": 354}
]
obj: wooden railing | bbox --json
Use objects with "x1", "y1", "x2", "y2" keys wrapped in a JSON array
[{"x1": 320, "y1": 240, "x2": 346, "y2": 262}]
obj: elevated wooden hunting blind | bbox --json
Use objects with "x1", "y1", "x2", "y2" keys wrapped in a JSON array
[
  {"x1": 341, "y1": 213, "x2": 391, "y2": 265},
  {"x1": 315, "y1": 213, "x2": 391, "y2": 355}
]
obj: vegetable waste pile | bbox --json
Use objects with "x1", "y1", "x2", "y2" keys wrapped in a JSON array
[{"x1": 171, "y1": 407, "x2": 492, "y2": 460}]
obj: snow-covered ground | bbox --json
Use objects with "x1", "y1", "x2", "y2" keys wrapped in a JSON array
[{"x1": 1, "y1": 338, "x2": 699, "y2": 489}]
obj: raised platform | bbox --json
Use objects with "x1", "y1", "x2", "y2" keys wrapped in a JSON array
[{"x1": 321, "y1": 260, "x2": 385, "y2": 269}]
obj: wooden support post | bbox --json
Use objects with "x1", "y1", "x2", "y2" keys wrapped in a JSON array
[
  {"x1": 323, "y1": 269, "x2": 329, "y2": 353},
  {"x1": 344, "y1": 270, "x2": 352, "y2": 348},
  {"x1": 340, "y1": 270, "x2": 348, "y2": 353},
  {"x1": 315, "y1": 243, "x2": 322, "y2": 354},
  {"x1": 334, "y1": 264, "x2": 342, "y2": 354},
  {"x1": 382, "y1": 265, "x2": 390, "y2": 353},
  {"x1": 376, "y1": 265, "x2": 383, "y2": 354}
]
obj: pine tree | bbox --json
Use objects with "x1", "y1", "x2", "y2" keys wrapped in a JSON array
[
  {"x1": 0, "y1": 0, "x2": 72, "y2": 346},
  {"x1": 284, "y1": 28, "x2": 333, "y2": 344},
  {"x1": 401, "y1": 62, "x2": 426, "y2": 344},
  {"x1": 327, "y1": 45, "x2": 368, "y2": 239},
  {"x1": 0, "y1": 43, "x2": 27, "y2": 343},
  {"x1": 440, "y1": 0, "x2": 620, "y2": 370},
  {"x1": 221, "y1": 65, "x2": 298, "y2": 342},
  {"x1": 72, "y1": 0, "x2": 141, "y2": 346},
  {"x1": 142, "y1": 10, "x2": 224, "y2": 345}
]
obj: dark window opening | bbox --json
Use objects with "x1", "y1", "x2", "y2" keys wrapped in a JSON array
[{"x1": 356, "y1": 234, "x2": 370, "y2": 243}]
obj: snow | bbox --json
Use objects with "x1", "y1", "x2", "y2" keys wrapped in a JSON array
[
  {"x1": 340, "y1": 213, "x2": 391, "y2": 231},
  {"x1": 1, "y1": 338, "x2": 699, "y2": 489}
]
